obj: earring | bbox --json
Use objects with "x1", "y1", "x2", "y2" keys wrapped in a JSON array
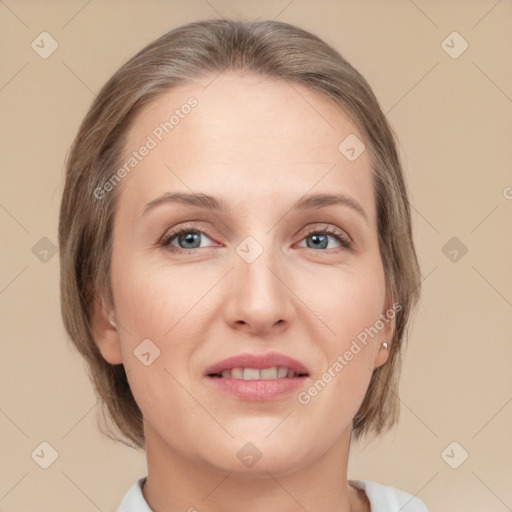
[
  {"x1": 108, "y1": 317, "x2": 117, "y2": 328},
  {"x1": 381, "y1": 342, "x2": 388, "y2": 350}
]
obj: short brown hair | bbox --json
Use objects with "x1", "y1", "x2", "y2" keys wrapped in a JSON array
[{"x1": 59, "y1": 18, "x2": 421, "y2": 450}]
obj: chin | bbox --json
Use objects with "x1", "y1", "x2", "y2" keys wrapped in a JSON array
[{"x1": 199, "y1": 437, "x2": 318, "y2": 478}]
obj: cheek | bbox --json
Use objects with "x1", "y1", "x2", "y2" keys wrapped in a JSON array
[
  {"x1": 296, "y1": 254, "x2": 386, "y2": 398},
  {"x1": 112, "y1": 246, "x2": 207, "y2": 334},
  {"x1": 299, "y1": 253, "x2": 386, "y2": 351},
  {"x1": 111, "y1": 254, "x2": 217, "y2": 377},
  {"x1": 110, "y1": 263, "x2": 207, "y2": 435}
]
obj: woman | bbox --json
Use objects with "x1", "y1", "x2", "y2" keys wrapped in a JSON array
[{"x1": 59, "y1": 18, "x2": 428, "y2": 512}]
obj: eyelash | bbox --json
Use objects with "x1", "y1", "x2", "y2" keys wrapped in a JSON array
[{"x1": 158, "y1": 223, "x2": 352, "y2": 256}]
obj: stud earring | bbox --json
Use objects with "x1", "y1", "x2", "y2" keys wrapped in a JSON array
[
  {"x1": 381, "y1": 342, "x2": 388, "y2": 350},
  {"x1": 108, "y1": 317, "x2": 117, "y2": 328}
]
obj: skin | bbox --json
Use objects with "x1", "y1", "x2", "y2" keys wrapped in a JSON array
[{"x1": 92, "y1": 71, "x2": 394, "y2": 512}]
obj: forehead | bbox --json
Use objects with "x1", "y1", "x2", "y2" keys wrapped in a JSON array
[{"x1": 118, "y1": 71, "x2": 375, "y2": 221}]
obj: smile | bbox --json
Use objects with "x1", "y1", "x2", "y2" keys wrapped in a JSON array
[
  {"x1": 208, "y1": 367, "x2": 308, "y2": 380},
  {"x1": 205, "y1": 352, "x2": 310, "y2": 400}
]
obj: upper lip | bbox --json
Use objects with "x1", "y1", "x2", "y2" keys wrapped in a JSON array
[{"x1": 205, "y1": 352, "x2": 310, "y2": 376}]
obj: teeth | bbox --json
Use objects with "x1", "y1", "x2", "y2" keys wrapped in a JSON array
[
  {"x1": 217, "y1": 367, "x2": 303, "y2": 380},
  {"x1": 277, "y1": 367, "x2": 288, "y2": 378},
  {"x1": 243, "y1": 368, "x2": 260, "y2": 380},
  {"x1": 231, "y1": 368, "x2": 244, "y2": 379},
  {"x1": 260, "y1": 367, "x2": 278, "y2": 379}
]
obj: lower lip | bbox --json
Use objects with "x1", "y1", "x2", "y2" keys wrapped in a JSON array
[{"x1": 207, "y1": 376, "x2": 307, "y2": 401}]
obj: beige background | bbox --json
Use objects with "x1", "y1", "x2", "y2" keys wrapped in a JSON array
[{"x1": 1, "y1": 1, "x2": 511, "y2": 511}]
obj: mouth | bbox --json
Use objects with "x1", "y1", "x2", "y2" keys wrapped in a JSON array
[
  {"x1": 208, "y1": 367, "x2": 309, "y2": 380},
  {"x1": 204, "y1": 352, "x2": 309, "y2": 400},
  {"x1": 205, "y1": 351, "x2": 310, "y2": 379}
]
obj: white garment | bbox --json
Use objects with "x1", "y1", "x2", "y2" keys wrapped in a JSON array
[{"x1": 116, "y1": 476, "x2": 429, "y2": 511}]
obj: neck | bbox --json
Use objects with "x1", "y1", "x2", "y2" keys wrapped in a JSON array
[{"x1": 142, "y1": 423, "x2": 361, "y2": 512}]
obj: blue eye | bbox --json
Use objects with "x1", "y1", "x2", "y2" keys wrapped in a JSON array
[
  {"x1": 298, "y1": 226, "x2": 352, "y2": 251},
  {"x1": 160, "y1": 228, "x2": 215, "y2": 254},
  {"x1": 159, "y1": 223, "x2": 352, "y2": 255}
]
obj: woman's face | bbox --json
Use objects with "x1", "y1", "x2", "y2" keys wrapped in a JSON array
[{"x1": 96, "y1": 72, "x2": 393, "y2": 474}]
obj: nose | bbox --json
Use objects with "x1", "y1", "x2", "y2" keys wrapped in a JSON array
[{"x1": 223, "y1": 240, "x2": 294, "y2": 337}]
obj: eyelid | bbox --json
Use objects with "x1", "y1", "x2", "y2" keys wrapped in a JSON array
[
  {"x1": 158, "y1": 222, "x2": 218, "y2": 248},
  {"x1": 158, "y1": 221, "x2": 353, "y2": 255},
  {"x1": 295, "y1": 223, "x2": 352, "y2": 250}
]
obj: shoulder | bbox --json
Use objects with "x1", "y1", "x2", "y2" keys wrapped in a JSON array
[
  {"x1": 349, "y1": 479, "x2": 430, "y2": 512},
  {"x1": 116, "y1": 476, "x2": 151, "y2": 512}
]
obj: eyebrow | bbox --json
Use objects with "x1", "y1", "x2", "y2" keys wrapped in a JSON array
[{"x1": 141, "y1": 191, "x2": 369, "y2": 224}]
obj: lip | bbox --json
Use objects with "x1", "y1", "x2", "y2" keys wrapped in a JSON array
[
  {"x1": 204, "y1": 351, "x2": 310, "y2": 376},
  {"x1": 208, "y1": 377, "x2": 307, "y2": 401},
  {"x1": 204, "y1": 352, "x2": 310, "y2": 401}
]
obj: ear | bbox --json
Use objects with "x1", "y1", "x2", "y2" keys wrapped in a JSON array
[
  {"x1": 90, "y1": 295, "x2": 123, "y2": 365},
  {"x1": 373, "y1": 340, "x2": 391, "y2": 370},
  {"x1": 373, "y1": 294, "x2": 399, "y2": 370}
]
